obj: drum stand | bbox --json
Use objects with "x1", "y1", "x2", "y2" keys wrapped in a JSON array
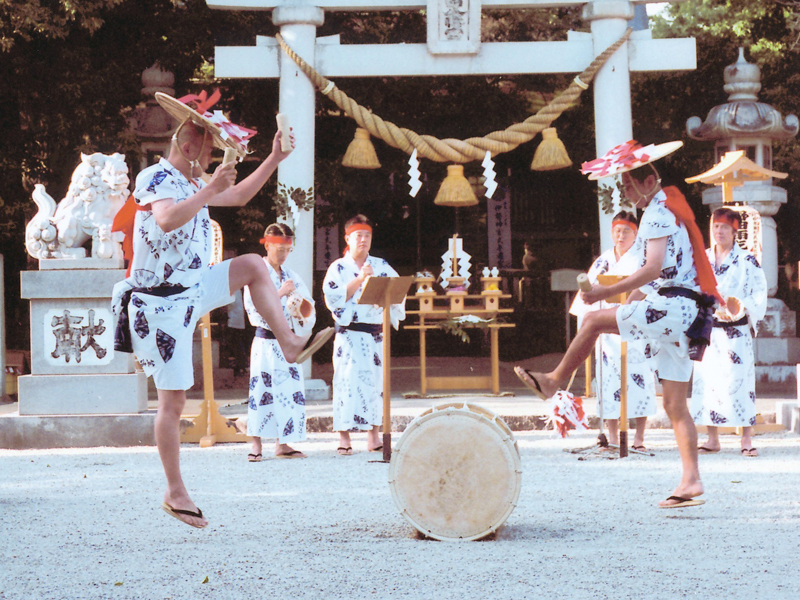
[
  {"x1": 567, "y1": 339, "x2": 653, "y2": 457},
  {"x1": 358, "y1": 275, "x2": 415, "y2": 463}
]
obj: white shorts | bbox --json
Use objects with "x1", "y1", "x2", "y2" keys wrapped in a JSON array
[
  {"x1": 128, "y1": 262, "x2": 234, "y2": 390},
  {"x1": 616, "y1": 293, "x2": 698, "y2": 383}
]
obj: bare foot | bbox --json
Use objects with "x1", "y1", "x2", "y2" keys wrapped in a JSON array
[
  {"x1": 162, "y1": 493, "x2": 207, "y2": 528},
  {"x1": 658, "y1": 481, "x2": 704, "y2": 508}
]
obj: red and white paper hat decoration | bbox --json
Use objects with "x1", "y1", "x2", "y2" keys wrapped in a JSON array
[
  {"x1": 156, "y1": 89, "x2": 257, "y2": 160},
  {"x1": 580, "y1": 140, "x2": 683, "y2": 180}
]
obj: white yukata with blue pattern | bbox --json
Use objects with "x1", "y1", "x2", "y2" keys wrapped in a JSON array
[
  {"x1": 111, "y1": 158, "x2": 234, "y2": 391},
  {"x1": 323, "y1": 253, "x2": 405, "y2": 432},
  {"x1": 615, "y1": 190, "x2": 701, "y2": 382},
  {"x1": 243, "y1": 260, "x2": 315, "y2": 443},
  {"x1": 691, "y1": 244, "x2": 767, "y2": 427},
  {"x1": 571, "y1": 247, "x2": 657, "y2": 419}
]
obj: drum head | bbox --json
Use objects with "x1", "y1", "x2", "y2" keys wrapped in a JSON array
[{"x1": 389, "y1": 403, "x2": 522, "y2": 541}]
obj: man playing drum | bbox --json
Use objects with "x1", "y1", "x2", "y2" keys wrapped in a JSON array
[{"x1": 515, "y1": 140, "x2": 722, "y2": 509}]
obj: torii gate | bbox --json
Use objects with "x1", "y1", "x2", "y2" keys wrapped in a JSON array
[{"x1": 209, "y1": 0, "x2": 695, "y2": 329}]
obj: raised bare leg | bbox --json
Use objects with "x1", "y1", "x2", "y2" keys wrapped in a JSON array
[
  {"x1": 228, "y1": 254, "x2": 308, "y2": 362},
  {"x1": 517, "y1": 308, "x2": 621, "y2": 399},
  {"x1": 659, "y1": 379, "x2": 704, "y2": 507},
  {"x1": 156, "y1": 388, "x2": 207, "y2": 528}
]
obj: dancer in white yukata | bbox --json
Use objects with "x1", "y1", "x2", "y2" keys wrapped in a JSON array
[
  {"x1": 692, "y1": 207, "x2": 767, "y2": 457},
  {"x1": 244, "y1": 223, "x2": 317, "y2": 461},
  {"x1": 570, "y1": 211, "x2": 657, "y2": 451},
  {"x1": 323, "y1": 215, "x2": 405, "y2": 455},
  {"x1": 112, "y1": 90, "x2": 331, "y2": 529},
  {"x1": 515, "y1": 140, "x2": 723, "y2": 509}
]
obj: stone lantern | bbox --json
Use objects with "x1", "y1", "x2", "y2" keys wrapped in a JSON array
[
  {"x1": 687, "y1": 48, "x2": 800, "y2": 385},
  {"x1": 128, "y1": 63, "x2": 177, "y2": 172}
]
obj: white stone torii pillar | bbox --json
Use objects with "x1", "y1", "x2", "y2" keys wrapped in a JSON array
[
  {"x1": 273, "y1": 4, "x2": 324, "y2": 298},
  {"x1": 208, "y1": 0, "x2": 694, "y2": 267}
]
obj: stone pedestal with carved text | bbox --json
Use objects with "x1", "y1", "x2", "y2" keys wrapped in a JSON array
[{"x1": 19, "y1": 264, "x2": 147, "y2": 415}]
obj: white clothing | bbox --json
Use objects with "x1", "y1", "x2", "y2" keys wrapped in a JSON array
[
  {"x1": 243, "y1": 261, "x2": 315, "y2": 442},
  {"x1": 571, "y1": 247, "x2": 657, "y2": 419},
  {"x1": 616, "y1": 190, "x2": 701, "y2": 382},
  {"x1": 323, "y1": 253, "x2": 405, "y2": 431},
  {"x1": 111, "y1": 158, "x2": 233, "y2": 390},
  {"x1": 691, "y1": 244, "x2": 767, "y2": 427}
]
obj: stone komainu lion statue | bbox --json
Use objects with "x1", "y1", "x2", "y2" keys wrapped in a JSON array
[{"x1": 25, "y1": 152, "x2": 130, "y2": 260}]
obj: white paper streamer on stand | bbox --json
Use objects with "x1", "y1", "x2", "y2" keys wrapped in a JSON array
[
  {"x1": 543, "y1": 391, "x2": 588, "y2": 438},
  {"x1": 408, "y1": 149, "x2": 422, "y2": 197},
  {"x1": 482, "y1": 151, "x2": 497, "y2": 199},
  {"x1": 440, "y1": 236, "x2": 472, "y2": 289}
]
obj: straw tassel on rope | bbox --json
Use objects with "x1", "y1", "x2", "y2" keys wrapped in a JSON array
[
  {"x1": 342, "y1": 127, "x2": 381, "y2": 169},
  {"x1": 275, "y1": 28, "x2": 631, "y2": 164},
  {"x1": 434, "y1": 165, "x2": 479, "y2": 207},
  {"x1": 531, "y1": 127, "x2": 573, "y2": 171}
]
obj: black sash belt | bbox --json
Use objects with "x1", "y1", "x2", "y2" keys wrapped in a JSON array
[
  {"x1": 335, "y1": 323, "x2": 382, "y2": 335},
  {"x1": 255, "y1": 327, "x2": 277, "y2": 340},
  {"x1": 713, "y1": 316, "x2": 749, "y2": 328},
  {"x1": 114, "y1": 285, "x2": 189, "y2": 353},
  {"x1": 656, "y1": 286, "x2": 717, "y2": 361}
]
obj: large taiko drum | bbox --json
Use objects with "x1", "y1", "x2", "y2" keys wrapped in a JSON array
[{"x1": 388, "y1": 402, "x2": 522, "y2": 541}]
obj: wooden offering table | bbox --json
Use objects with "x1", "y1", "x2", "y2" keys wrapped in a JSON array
[{"x1": 405, "y1": 289, "x2": 515, "y2": 396}]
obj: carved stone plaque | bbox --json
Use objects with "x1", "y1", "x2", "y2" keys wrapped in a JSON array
[
  {"x1": 44, "y1": 307, "x2": 114, "y2": 366},
  {"x1": 427, "y1": 0, "x2": 481, "y2": 55}
]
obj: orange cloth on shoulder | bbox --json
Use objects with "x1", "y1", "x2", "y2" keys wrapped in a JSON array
[
  {"x1": 662, "y1": 186, "x2": 722, "y2": 303},
  {"x1": 111, "y1": 195, "x2": 150, "y2": 277}
]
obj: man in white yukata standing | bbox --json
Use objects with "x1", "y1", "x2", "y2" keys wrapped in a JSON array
[
  {"x1": 323, "y1": 215, "x2": 405, "y2": 455},
  {"x1": 515, "y1": 140, "x2": 723, "y2": 509},
  {"x1": 570, "y1": 211, "x2": 658, "y2": 451},
  {"x1": 692, "y1": 207, "x2": 767, "y2": 457}
]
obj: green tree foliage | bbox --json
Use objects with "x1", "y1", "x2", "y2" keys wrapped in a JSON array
[{"x1": 3, "y1": 2, "x2": 800, "y2": 349}]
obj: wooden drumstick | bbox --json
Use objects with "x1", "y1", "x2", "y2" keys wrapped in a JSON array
[
  {"x1": 223, "y1": 147, "x2": 237, "y2": 165},
  {"x1": 577, "y1": 273, "x2": 592, "y2": 292},
  {"x1": 275, "y1": 113, "x2": 294, "y2": 153}
]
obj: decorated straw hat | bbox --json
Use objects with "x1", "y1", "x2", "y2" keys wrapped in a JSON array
[
  {"x1": 580, "y1": 140, "x2": 683, "y2": 180},
  {"x1": 155, "y1": 89, "x2": 256, "y2": 159}
]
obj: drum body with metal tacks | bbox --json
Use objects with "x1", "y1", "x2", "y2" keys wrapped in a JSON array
[{"x1": 388, "y1": 402, "x2": 522, "y2": 541}]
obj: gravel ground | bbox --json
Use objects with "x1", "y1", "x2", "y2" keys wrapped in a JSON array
[{"x1": 1, "y1": 428, "x2": 799, "y2": 600}]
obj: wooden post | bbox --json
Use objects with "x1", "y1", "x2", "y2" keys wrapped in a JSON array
[
  {"x1": 619, "y1": 340, "x2": 628, "y2": 458},
  {"x1": 199, "y1": 314, "x2": 217, "y2": 447},
  {"x1": 358, "y1": 276, "x2": 415, "y2": 462}
]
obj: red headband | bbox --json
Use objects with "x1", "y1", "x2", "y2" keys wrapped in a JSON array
[
  {"x1": 612, "y1": 219, "x2": 637, "y2": 233},
  {"x1": 712, "y1": 214, "x2": 741, "y2": 230},
  {"x1": 259, "y1": 235, "x2": 293, "y2": 245},
  {"x1": 345, "y1": 223, "x2": 372, "y2": 237}
]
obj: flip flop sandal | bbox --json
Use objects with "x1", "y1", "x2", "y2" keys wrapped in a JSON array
[
  {"x1": 247, "y1": 453, "x2": 262, "y2": 462},
  {"x1": 337, "y1": 446, "x2": 353, "y2": 456},
  {"x1": 513, "y1": 366, "x2": 548, "y2": 400},
  {"x1": 659, "y1": 495, "x2": 706, "y2": 509},
  {"x1": 295, "y1": 327, "x2": 334, "y2": 364},
  {"x1": 161, "y1": 502, "x2": 206, "y2": 528},
  {"x1": 276, "y1": 450, "x2": 306, "y2": 459}
]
